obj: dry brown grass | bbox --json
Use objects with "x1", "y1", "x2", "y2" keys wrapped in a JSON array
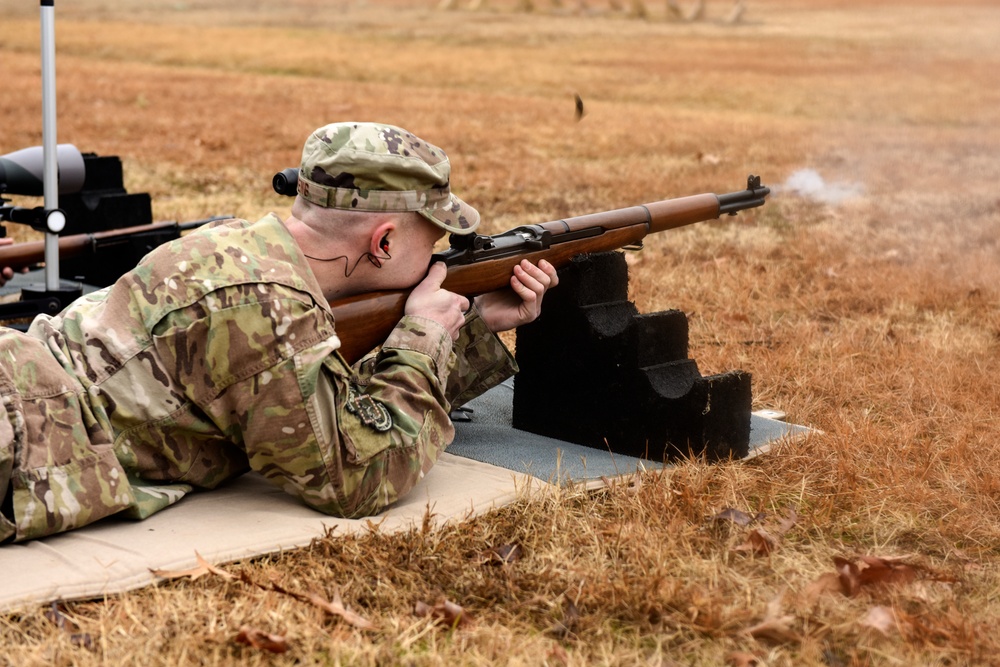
[{"x1": 2, "y1": 0, "x2": 999, "y2": 664}]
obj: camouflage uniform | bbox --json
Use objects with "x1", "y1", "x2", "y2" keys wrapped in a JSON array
[{"x1": 0, "y1": 122, "x2": 515, "y2": 543}]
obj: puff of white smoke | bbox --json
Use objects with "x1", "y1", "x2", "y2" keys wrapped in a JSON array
[{"x1": 776, "y1": 168, "x2": 864, "y2": 205}]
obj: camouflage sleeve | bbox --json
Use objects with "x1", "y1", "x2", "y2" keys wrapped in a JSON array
[
  {"x1": 445, "y1": 305, "x2": 517, "y2": 406},
  {"x1": 354, "y1": 304, "x2": 517, "y2": 407},
  {"x1": 201, "y1": 306, "x2": 459, "y2": 518}
]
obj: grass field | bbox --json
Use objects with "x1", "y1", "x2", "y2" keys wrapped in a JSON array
[{"x1": 1, "y1": 0, "x2": 999, "y2": 664}]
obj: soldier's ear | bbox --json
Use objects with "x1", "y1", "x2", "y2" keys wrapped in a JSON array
[{"x1": 369, "y1": 220, "x2": 395, "y2": 259}]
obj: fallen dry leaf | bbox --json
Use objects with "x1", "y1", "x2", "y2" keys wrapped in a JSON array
[
  {"x1": 734, "y1": 528, "x2": 778, "y2": 557},
  {"x1": 859, "y1": 606, "x2": 898, "y2": 636},
  {"x1": 43, "y1": 602, "x2": 76, "y2": 633},
  {"x1": 724, "y1": 506, "x2": 799, "y2": 557},
  {"x1": 415, "y1": 597, "x2": 473, "y2": 629},
  {"x1": 547, "y1": 644, "x2": 570, "y2": 665},
  {"x1": 43, "y1": 602, "x2": 95, "y2": 651},
  {"x1": 745, "y1": 591, "x2": 801, "y2": 644},
  {"x1": 494, "y1": 543, "x2": 524, "y2": 564},
  {"x1": 835, "y1": 556, "x2": 862, "y2": 597},
  {"x1": 746, "y1": 610, "x2": 799, "y2": 643},
  {"x1": 725, "y1": 652, "x2": 762, "y2": 667},
  {"x1": 774, "y1": 506, "x2": 798, "y2": 536},
  {"x1": 747, "y1": 616, "x2": 801, "y2": 644},
  {"x1": 234, "y1": 625, "x2": 289, "y2": 653},
  {"x1": 714, "y1": 508, "x2": 758, "y2": 527},
  {"x1": 833, "y1": 554, "x2": 920, "y2": 597},
  {"x1": 807, "y1": 554, "x2": 929, "y2": 601},
  {"x1": 479, "y1": 542, "x2": 524, "y2": 566},
  {"x1": 150, "y1": 551, "x2": 235, "y2": 581},
  {"x1": 855, "y1": 555, "x2": 920, "y2": 587},
  {"x1": 549, "y1": 598, "x2": 580, "y2": 639},
  {"x1": 308, "y1": 591, "x2": 376, "y2": 631},
  {"x1": 803, "y1": 572, "x2": 844, "y2": 604}
]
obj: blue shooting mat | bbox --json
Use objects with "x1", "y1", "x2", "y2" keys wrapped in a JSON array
[{"x1": 449, "y1": 378, "x2": 813, "y2": 485}]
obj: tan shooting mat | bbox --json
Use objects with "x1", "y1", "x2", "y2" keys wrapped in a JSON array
[{"x1": 0, "y1": 453, "x2": 533, "y2": 613}]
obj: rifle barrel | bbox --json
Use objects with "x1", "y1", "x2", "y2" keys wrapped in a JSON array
[{"x1": 0, "y1": 215, "x2": 231, "y2": 272}]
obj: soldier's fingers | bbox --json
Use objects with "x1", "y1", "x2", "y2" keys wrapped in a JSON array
[
  {"x1": 426, "y1": 261, "x2": 448, "y2": 286},
  {"x1": 414, "y1": 262, "x2": 448, "y2": 295},
  {"x1": 515, "y1": 260, "x2": 556, "y2": 296},
  {"x1": 518, "y1": 259, "x2": 558, "y2": 289},
  {"x1": 538, "y1": 259, "x2": 559, "y2": 287}
]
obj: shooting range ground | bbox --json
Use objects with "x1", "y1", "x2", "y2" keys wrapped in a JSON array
[{"x1": 1, "y1": 0, "x2": 999, "y2": 664}]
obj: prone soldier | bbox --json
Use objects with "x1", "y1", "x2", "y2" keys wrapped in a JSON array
[{"x1": 0, "y1": 122, "x2": 558, "y2": 543}]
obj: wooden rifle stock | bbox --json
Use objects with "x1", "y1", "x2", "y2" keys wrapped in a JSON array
[{"x1": 331, "y1": 176, "x2": 770, "y2": 364}]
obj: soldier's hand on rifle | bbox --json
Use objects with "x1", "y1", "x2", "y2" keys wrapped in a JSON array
[
  {"x1": 0, "y1": 238, "x2": 28, "y2": 288},
  {"x1": 405, "y1": 262, "x2": 470, "y2": 341},
  {"x1": 475, "y1": 259, "x2": 559, "y2": 333}
]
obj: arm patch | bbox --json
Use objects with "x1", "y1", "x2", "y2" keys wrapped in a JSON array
[{"x1": 346, "y1": 388, "x2": 393, "y2": 432}]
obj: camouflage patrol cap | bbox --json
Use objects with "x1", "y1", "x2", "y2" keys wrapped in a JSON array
[{"x1": 297, "y1": 122, "x2": 480, "y2": 235}]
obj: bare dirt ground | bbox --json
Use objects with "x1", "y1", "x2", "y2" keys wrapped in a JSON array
[{"x1": 1, "y1": 0, "x2": 999, "y2": 664}]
